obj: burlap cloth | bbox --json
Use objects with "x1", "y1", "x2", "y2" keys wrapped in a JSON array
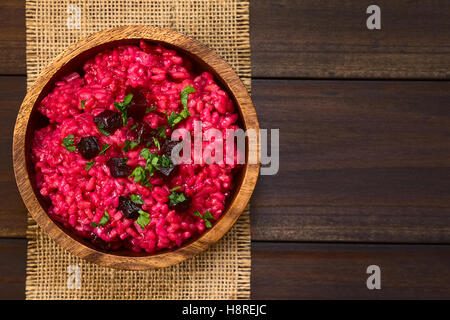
[{"x1": 25, "y1": 0, "x2": 251, "y2": 300}]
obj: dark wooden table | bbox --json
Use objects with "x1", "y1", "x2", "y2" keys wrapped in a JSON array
[{"x1": 0, "y1": 0, "x2": 449, "y2": 299}]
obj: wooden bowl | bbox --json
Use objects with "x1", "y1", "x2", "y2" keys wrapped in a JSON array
[{"x1": 13, "y1": 26, "x2": 259, "y2": 270}]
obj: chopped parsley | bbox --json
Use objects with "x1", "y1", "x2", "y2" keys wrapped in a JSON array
[
  {"x1": 170, "y1": 186, "x2": 181, "y2": 192},
  {"x1": 130, "y1": 124, "x2": 138, "y2": 131},
  {"x1": 129, "y1": 166, "x2": 151, "y2": 188},
  {"x1": 136, "y1": 210, "x2": 151, "y2": 229},
  {"x1": 169, "y1": 191, "x2": 186, "y2": 206},
  {"x1": 160, "y1": 154, "x2": 172, "y2": 168},
  {"x1": 129, "y1": 148, "x2": 173, "y2": 187},
  {"x1": 122, "y1": 139, "x2": 139, "y2": 153},
  {"x1": 85, "y1": 160, "x2": 95, "y2": 171},
  {"x1": 140, "y1": 148, "x2": 152, "y2": 161},
  {"x1": 61, "y1": 134, "x2": 76, "y2": 152},
  {"x1": 167, "y1": 111, "x2": 184, "y2": 128},
  {"x1": 156, "y1": 126, "x2": 167, "y2": 138},
  {"x1": 166, "y1": 85, "x2": 195, "y2": 127},
  {"x1": 180, "y1": 85, "x2": 196, "y2": 108},
  {"x1": 96, "y1": 123, "x2": 111, "y2": 136},
  {"x1": 80, "y1": 99, "x2": 86, "y2": 109},
  {"x1": 129, "y1": 149, "x2": 173, "y2": 188},
  {"x1": 98, "y1": 143, "x2": 111, "y2": 156},
  {"x1": 91, "y1": 210, "x2": 109, "y2": 228},
  {"x1": 114, "y1": 93, "x2": 133, "y2": 126},
  {"x1": 179, "y1": 107, "x2": 190, "y2": 119},
  {"x1": 153, "y1": 137, "x2": 160, "y2": 150},
  {"x1": 193, "y1": 210, "x2": 216, "y2": 228},
  {"x1": 130, "y1": 194, "x2": 144, "y2": 205},
  {"x1": 146, "y1": 106, "x2": 156, "y2": 114}
]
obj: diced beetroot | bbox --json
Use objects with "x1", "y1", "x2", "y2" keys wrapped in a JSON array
[
  {"x1": 107, "y1": 158, "x2": 131, "y2": 178},
  {"x1": 77, "y1": 136, "x2": 100, "y2": 160},
  {"x1": 93, "y1": 110, "x2": 122, "y2": 135},
  {"x1": 118, "y1": 196, "x2": 141, "y2": 220}
]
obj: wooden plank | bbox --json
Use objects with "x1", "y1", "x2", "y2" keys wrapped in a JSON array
[
  {"x1": 252, "y1": 242, "x2": 450, "y2": 299},
  {"x1": 0, "y1": 76, "x2": 27, "y2": 237},
  {"x1": 0, "y1": 0, "x2": 25, "y2": 75},
  {"x1": 250, "y1": 79, "x2": 450, "y2": 242},
  {"x1": 251, "y1": 0, "x2": 450, "y2": 78},
  {"x1": 1, "y1": 77, "x2": 450, "y2": 243},
  {"x1": 252, "y1": 206, "x2": 450, "y2": 243},
  {"x1": 0, "y1": 239, "x2": 26, "y2": 299},
  {"x1": 0, "y1": 239, "x2": 448, "y2": 299},
  {"x1": 1, "y1": 0, "x2": 450, "y2": 79}
]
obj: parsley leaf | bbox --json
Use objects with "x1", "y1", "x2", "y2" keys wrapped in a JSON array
[
  {"x1": 140, "y1": 148, "x2": 152, "y2": 160},
  {"x1": 98, "y1": 143, "x2": 111, "y2": 156},
  {"x1": 169, "y1": 191, "x2": 186, "y2": 206},
  {"x1": 146, "y1": 106, "x2": 156, "y2": 114},
  {"x1": 114, "y1": 93, "x2": 134, "y2": 126},
  {"x1": 62, "y1": 134, "x2": 74, "y2": 146},
  {"x1": 153, "y1": 137, "x2": 160, "y2": 150},
  {"x1": 160, "y1": 154, "x2": 172, "y2": 168},
  {"x1": 130, "y1": 124, "x2": 138, "y2": 131},
  {"x1": 136, "y1": 210, "x2": 151, "y2": 229},
  {"x1": 85, "y1": 161, "x2": 95, "y2": 171},
  {"x1": 96, "y1": 124, "x2": 111, "y2": 136},
  {"x1": 165, "y1": 86, "x2": 195, "y2": 128},
  {"x1": 193, "y1": 210, "x2": 216, "y2": 229},
  {"x1": 129, "y1": 166, "x2": 152, "y2": 188},
  {"x1": 62, "y1": 134, "x2": 76, "y2": 152},
  {"x1": 170, "y1": 186, "x2": 181, "y2": 192},
  {"x1": 123, "y1": 93, "x2": 133, "y2": 105},
  {"x1": 130, "y1": 194, "x2": 144, "y2": 205},
  {"x1": 80, "y1": 99, "x2": 86, "y2": 109},
  {"x1": 204, "y1": 210, "x2": 215, "y2": 220},
  {"x1": 180, "y1": 85, "x2": 196, "y2": 108},
  {"x1": 91, "y1": 210, "x2": 109, "y2": 227},
  {"x1": 129, "y1": 166, "x2": 145, "y2": 183},
  {"x1": 167, "y1": 111, "x2": 184, "y2": 128},
  {"x1": 179, "y1": 107, "x2": 191, "y2": 119},
  {"x1": 122, "y1": 139, "x2": 138, "y2": 153},
  {"x1": 156, "y1": 126, "x2": 167, "y2": 138},
  {"x1": 132, "y1": 149, "x2": 173, "y2": 188}
]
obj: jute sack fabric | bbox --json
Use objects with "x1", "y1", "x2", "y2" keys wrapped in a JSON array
[{"x1": 25, "y1": 0, "x2": 251, "y2": 300}]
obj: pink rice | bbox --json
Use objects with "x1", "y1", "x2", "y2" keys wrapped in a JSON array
[{"x1": 32, "y1": 41, "x2": 241, "y2": 253}]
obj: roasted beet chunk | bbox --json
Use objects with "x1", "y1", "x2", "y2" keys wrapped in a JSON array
[
  {"x1": 77, "y1": 136, "x2": 100, "y2": 160},
  {"x1": 158, "y1": 140, "x2": 182, "y2": 178},
  {"x1": 158, "y1": 163, "x2": 179, "y2": 179},
  {"x1": 126, "y1": 86, "x2": 148, "y2": 121},
  {"x1": 118, "y1": 196, "x2": 141, "y2": 220},
  {"x1": 168, "y1": 193, "x2": 191, "y2": 213},
  {"x1": 93, "y1": 110, "x2": 123, "y2": 135},
  {"x1": 107, "y1": 157, "x2": 131, "y2": 178},
  {"x1": 162, "y1": 140, "x2": 182, "y2": 158},
  {"x1": 134, "y1": 122, "x2": 156, "y2": 147}
]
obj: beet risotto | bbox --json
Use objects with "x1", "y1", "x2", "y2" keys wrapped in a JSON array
[{"x1": 32, "y1": 41, "x2": 242, "y2": 253}]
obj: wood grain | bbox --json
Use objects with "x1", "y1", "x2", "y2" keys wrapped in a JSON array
[
  {"x1": 251, "y1": 0, "x2": 450, "y2": 78},
  {"x1": 0, "y1": 239, "x2": 26, "y2": 300},
  {"x1": 13, "y1": 26, "x2": 259, "y2": 270},
  {"x1": 2, "y1": 78, "x2": 450, "y2": 243},
  {"x1": 251, "y1": 242, "x2": 450, "y2": 299},
  {"x1": 2, "y1": 0, "x2": 450, "y2": 79},
  {"x1": 0, "y1": 0, "x2": 25, "y2": 75},
  {"x1": 1, "y1": 239, "x2": 449, "y2": 300},
  {"x1": 0, "y1": 76, "x2": 27, "y2": 237},
  {"x1": 251, "y1": 79, "x2": 450, "y2": 243}
]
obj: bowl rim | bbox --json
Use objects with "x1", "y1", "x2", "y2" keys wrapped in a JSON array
[{"x1": 13, "y1": 26, "x2": 260, "y2": 270}]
